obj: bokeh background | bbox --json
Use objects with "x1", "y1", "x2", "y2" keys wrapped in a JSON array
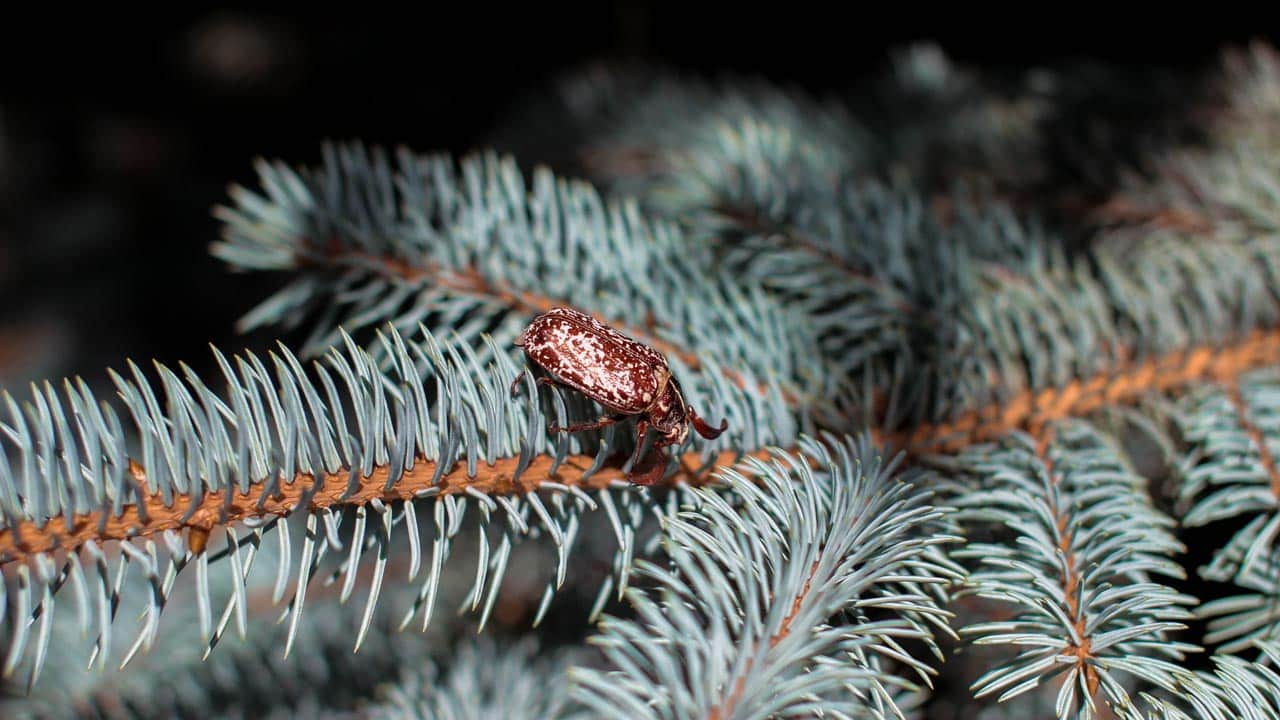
[{"x1": 0, "y1": 10, "x2": 1266, "y2": 393}]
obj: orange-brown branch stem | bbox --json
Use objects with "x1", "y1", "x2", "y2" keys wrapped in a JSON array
[
  {"x1": 5, "y1": 329, "x2": 1278, "y2": 570},
  {"x1": 0, "y1": 449, "x2": 766, "y2": 568},
  {"x1": 900, "y1": 328, "x2": 1280, "y2": 453},
  {"x1": 1224, "y1": 379, "x2": 1280, "y2": 500},
  {"x1": 324, "y1": 245, "x2": 697, "y2": 370},
  {"x1": 1038, "y1": 427, "x2": 1101, "y2": 700},
  {"x1": 770, "y1": 559, "x2": 821, "y2": 650},
  {"x1": 707, "y1": 558, "x2": 822, "y2": 720},
  {"x1": 326, "y1": 247, "x2": 782, "y2": 404}
]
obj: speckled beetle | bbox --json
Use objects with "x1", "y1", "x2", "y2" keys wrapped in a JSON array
[{"x1": 513, "y1": 306, "x2": 727, "y2": 485}]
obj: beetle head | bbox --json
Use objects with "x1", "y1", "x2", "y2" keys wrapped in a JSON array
[
  {"x1": 649, "y1": 382, "x2": 689, "y2": 446},
  {"x1": 648, "y1": 378, "x2": 728, "y2": 450}
]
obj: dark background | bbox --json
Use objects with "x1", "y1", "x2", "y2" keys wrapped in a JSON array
[{"x1": 0, "y1": 9, "x2": 1270, "y2": 391}]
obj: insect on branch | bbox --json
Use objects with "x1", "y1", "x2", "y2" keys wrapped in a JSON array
[{"x1": 513, "y1": 307, "x2": 727, "y2": 486}]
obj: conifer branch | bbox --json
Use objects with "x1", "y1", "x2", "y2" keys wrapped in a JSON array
[
  {"x1": 1173, "y1": 369, "x2": 1280, "y2": 652},
  {"x1": 301, "y1": 241, "x2": 696, "y2": 374},
  {"x1": 365, "y1": 638, "x2": 586, "y2": 720},
  {"x1": 1223, "y1": 379, "x2": 1280, "y2": 498},
  {"x1": 1136, "y1": 640, "x2": 1280, "y2": 720},
  {"x1": 5, "y1": 560, "x2": 471, "y2": 719},
  {"x1": 0, "y1": 448, "x2": 766, "y2": 568},
  {"x1": 571, "y1": 435, "x2": 958, "y2": 719},
  {"x1": 9, "y1": 38, "x2": 1280, "y2": 719},
  {"x1": 903, "y1": 329, "x2": 1280, "y2": 453},
  {"x1": 946, "y1": 421, "x2": 1198, "y2": 719},
  {"x1": 214, "y1": 145, "x2": 841, "y2": 422},
  {"x1": 0, "y1": 323, "x2": 769, "y2": 682},
  {"x1": 565, "y1": 50, "x2": 1280, "y2": 438},
  {"x1": 563, "y1": 72, "x2": 870, "y2": 202}
]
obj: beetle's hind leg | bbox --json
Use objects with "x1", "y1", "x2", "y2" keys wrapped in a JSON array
[
  {"x1": 510, "y1": 373, "x2": 563, "y2": 397},
  {"x1": 547, "y1": 414, "x2": 626, "y2": 434}
]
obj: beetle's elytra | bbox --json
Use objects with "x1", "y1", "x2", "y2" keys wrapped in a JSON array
[{"x1": 514, "y1": 306, "x2": 727, "y2": 485}]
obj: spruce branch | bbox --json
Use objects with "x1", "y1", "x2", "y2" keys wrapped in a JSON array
[
  {"x1": 560, "y1": 70, "x2": 871, "y2": 198},
  {"x1": 945, "y1": 421, "x2": 1198, "y2": 719},
  {"x1": 570, "y1": 434, "x2": 959, "y2": 719},
  {"x1": 1132, "y1": 44, "x2": 1280, "y2": 237},
  {"x1": 365, "y1": 638, "x2": 586, "y2": 720},
  {"x1": 898, "y1": 67, "x2": 1046, "y2": 189},
  {"x1": 9, "y1": 36, "x2": 1280, "y2": 720},
  {"x1": 4, "y1": 533, "x2": 475, "y2": 719},
  {"x1": 213, "y1": 144, "x2": 844, "y2": 423},
  {"x1": 562, "y1": 71, "x2": 1280, "y2": 436},
  {"x1": 1173, "y1": 369, "x2": 1280, "y2": 652},
  {"x1": 902, "y1": 329, "x2": 1280, "y2": 453},
  {"x1": 547, "y1": 47, "x2": 1280, "y2": 443},
  {"x1": 1135, "y1": 640, "x2": 1280, "y2": 720},
  {"x1": 0, "y1": 321, "x2": 766, "y2": 684}
]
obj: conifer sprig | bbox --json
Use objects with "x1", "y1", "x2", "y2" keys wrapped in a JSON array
[
  {"x1": 945, "y1": 422, "x2": 1198, "y2": 719},
  {"x1": 0, "y1": 321, "x2": 757, "y2": 684},
  {"x1": 571, "y1": 435, "x2": 959, "y2": 720},
  {"x1": 213, "y1": 145, "x2": 846, "y2": 425}
]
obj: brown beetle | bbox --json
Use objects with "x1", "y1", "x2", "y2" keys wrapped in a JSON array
[{"x1": 513, "y1": 306, "x2": 727, "y2": 485}]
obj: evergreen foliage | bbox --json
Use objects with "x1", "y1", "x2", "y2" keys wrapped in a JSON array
[{"x1": 5, "y1": 40, "x2": 1280, "y2": 719}]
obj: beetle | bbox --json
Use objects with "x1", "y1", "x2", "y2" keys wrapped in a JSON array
[{"x1": 512, "y1": 306, "x2": 727, "y2": 485}]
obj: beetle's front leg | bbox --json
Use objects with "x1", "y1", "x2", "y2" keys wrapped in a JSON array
[
  {"x1": 628, "y1": 419, "x2": 673, "y2": 486},
  {"x1": 547, "y1": 414, "x2": 626, "y2": 434},
  {"x1": 626, "y1": 418, "x2": 650, "y2": 472}
]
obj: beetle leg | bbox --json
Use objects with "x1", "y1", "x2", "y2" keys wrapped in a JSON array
[
  {"x1": 628, "y1": 447, "x2": 667, "y2": 486},
  {"x1": 689, "y1": 408, "x2": 728, "y2": 439},
  {"x1": 626, "y1": 418, "x2": 650, "y2": 472},
  {"x1": 628, "y1": 421, "x2": 674, "y2": 486},
  {"x1": 513, "y1": 374, "x2": 568, "y2": 397},
  {"x1": 547, "y1": 414, "x2": 625, "y2": 434}
]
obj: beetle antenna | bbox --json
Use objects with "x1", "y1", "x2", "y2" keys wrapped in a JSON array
[{"x1": 689, "y1": 408, "x2": 728, "y2": 439}]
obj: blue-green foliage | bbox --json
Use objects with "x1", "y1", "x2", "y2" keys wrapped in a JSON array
[
  {"x1": 942, "y1": 422, "x2": 1197, "y2": 719},
  {"x1": 1176, "y1": 370, "x2": 1280, "y2": 653},
  {"x1": 0, "y1": 320, "x2": 746, "y2": 689},
  {"x1": 571, "y1": 435, "x2": 957, "y2": 719},
  {"x1": 214, "y1": 146, "x2": 841, "y2": 426},
  {"x1": 1137, "y1": 640, "x2": 1280, "y2": 720},
  {"x1": 559, "y1": 59, "x2": 1280, "y2": 431},
  {"x1": 366, "y1": 639, "x2": 585, "y2": 720}
]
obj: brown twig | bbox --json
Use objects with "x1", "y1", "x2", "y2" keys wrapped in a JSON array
[
  {"x1": 712, "y1": 203, "x2": 917, "y2": 315},
  {"x1": 898, "y1": 328, "x2": 1280, "y2": 453},
  {"x1": 1224, "y1": 378, "x2": 1280, "y2": 500},
  {"x1": 7, "y1": 329, "x2": 1278, "y2": 569},
  {"x1": 322, "y1": 245, "x2": 786, "y2": 405},
  {"x1": 1087, "y1": 194, "x2": 1216, "y2": 234},
  {"x1": 1037, "y1": 427, "x2": 1101, "y2": 699},
  {"x1": 0, "y1": 449, "x2": 770, "y2": 568},
  {"x1": 706, "y1": 559, "x2": 822, "y2": 720},
  {"x1": 770, "y1": 559, "x2": 821, "y2": 650},
  {"x1": 317, "y1": 245, "x2": 695, "y2": 368}
]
